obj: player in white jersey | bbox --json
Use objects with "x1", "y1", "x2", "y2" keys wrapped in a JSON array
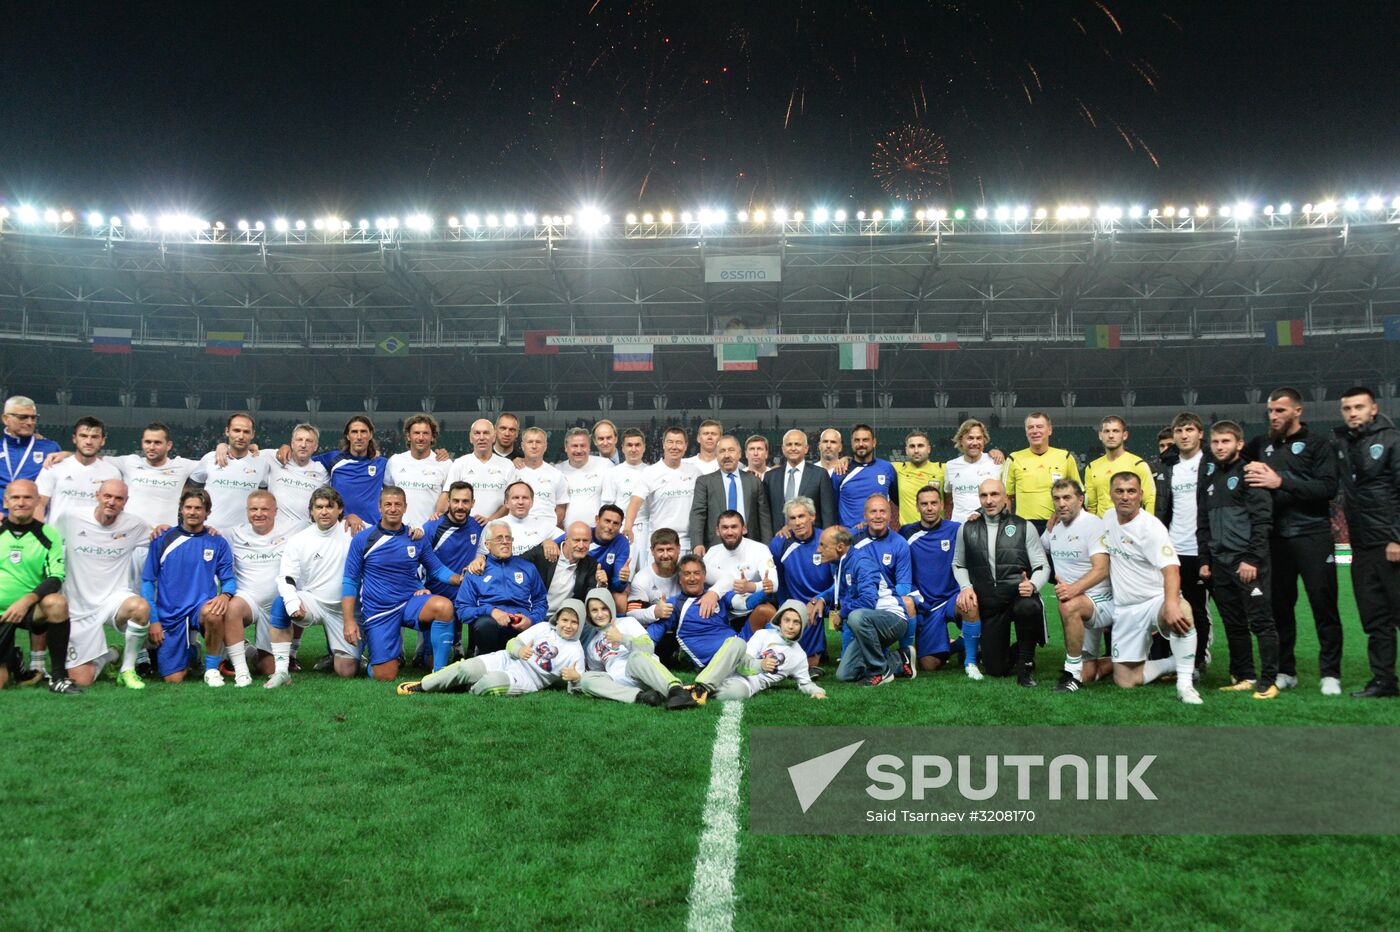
[
  {"x1": 562, "y1": 587, "x2": 694, "y2": 707},
  {"x1": 601, "y1": 428, "x2": 649, "y2": 567},
  {"x1": 625, "y1": 426, "x2": 700, "y2": 553},
  {"x1": 626, "y1": 528, "x2": 682, "y2": 627},
  {"x1": 1041, "y1": 479, "x2": 1113, "y2": 690},
  {"x1": 190, "y1": 412, "x2": 271, "y2": 530},
  {"x1": 110, "y1": 422, "x2": 201, "y2": 529},
  {"x1": 222, "y1": 490, "x2": 294, "y2": 686},
  {"x1": 688, "y1": 600, "x2": 827, "y2": 702},
  {"x1": 261, "y1": 423, "x2": 329, "y2": 530},
  {"x1": 513, "y1": 427, "x2": 569, "y2": 524},
  {"x1": 56, "y1": 479, "x2": 152, "y2": 689},
  {"x1": 398, "y1": 599, "x2": 586, "y2": 697},
  {"x1": 590, "y1": 419, "x2": 620, "y2": 466},
  {"x1": 385, "y1": 415, "x2": 451, "y2": 528},
  {"x1": 943, "y1": 418, "x2": 1002, "y2": 522},
  {"x1": 702, "y1": 510, "x2": 778, "y2": 631},
  {"x1": 682, "y1": 418, "x2": 723, "y2": 475},
  {"x1": 439, "y1": 418, "x2": 515, "y2": 523},
  {"x1": 36, "y1": 416, "x2": 122, "y2": 526},
  {"x1": 268, "y1": 485, "x2": 357, "y2": 684},
  {"x1": 498, "y1": 481, "x2": 563, "y2": 555},
  {"x1": 1165, "y1": 411, "x2": 1212, "y2": 673},
  {"x1": 1101, "y1": 472, "x2": 1202, "y2": 704},
  {"x1": 556, "y1": 427, "x2": 609, "y2": 528}
]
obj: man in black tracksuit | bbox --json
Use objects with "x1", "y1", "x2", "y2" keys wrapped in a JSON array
[
  {"x1": 1243, "y1": 388, "x2": 1342, "y2": 693},
  {"x1": 1198, "y1": 420, "x2": 1279, "y2": 698},
  {"x1": 1335, "y1": 386, "x2": 1400, "y2": 699}
]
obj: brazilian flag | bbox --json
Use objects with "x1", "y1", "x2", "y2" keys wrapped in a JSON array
[{"x1": 375, "y1": 333, "x2": 409, "y2": 357}]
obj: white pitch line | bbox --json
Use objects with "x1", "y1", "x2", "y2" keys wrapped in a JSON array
[{"x1": 685, "y1": 700, "x2": 745, "y2": 932}]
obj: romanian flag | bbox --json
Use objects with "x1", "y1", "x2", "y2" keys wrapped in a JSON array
[
  {"x1": 839, "y1": 342, "x2": 880, "y2": 370},
  {"x1": 717, "y1": 343, "x2": 759, "y2": 371},
  {"x1": 1265, "y1": 320, "x2": 1304, "y2": 347},
  {"x1": 524, "y1": 330, "x2": 560, "y2": 355},
  {"x1": 1084, "y1": 325, "x2": 1121, "y2": 349},
  {"x1": 91, "y1": 327, "x2": 133, "y2": 354},
  {"x1": 613, "y1": 343, "x2": 654, "y2": 372},
  {"x1": 205, "y1": 331, "x2": 245, "y2": 357}
]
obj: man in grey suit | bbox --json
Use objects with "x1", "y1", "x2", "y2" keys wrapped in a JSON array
[
  {"x1": 763, "y1": 429, "x2": 838, "y2": 533},
  {"x1": 690, "y1": 435, "x2": 772, "y2": 555}
]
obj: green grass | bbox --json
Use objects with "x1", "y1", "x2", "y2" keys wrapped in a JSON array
[{"x1": 3, "y1": 569, "x2": 1398, "y2": 930}]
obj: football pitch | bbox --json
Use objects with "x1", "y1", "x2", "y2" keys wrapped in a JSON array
[{"x1": 4, "y1": 570, "x2": 1398, "y2": 931}]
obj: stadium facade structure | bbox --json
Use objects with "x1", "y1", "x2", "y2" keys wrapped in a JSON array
[{"x1": 1, "y1": 206, "x2": 1397, "y2": 427}]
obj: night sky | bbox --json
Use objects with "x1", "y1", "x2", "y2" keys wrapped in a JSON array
[{"x1": 2, "y1": 1, "x2": 1397, "y2": 217}]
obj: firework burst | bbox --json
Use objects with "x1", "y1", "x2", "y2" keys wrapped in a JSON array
[{"x1": 872, "y1": 125, "x2": 950, "y2": 201}]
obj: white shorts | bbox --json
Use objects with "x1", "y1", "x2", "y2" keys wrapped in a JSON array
[
  {"x1": 1110, "y1": 596, "x2": 1166, "y2": 663},
  {"x1": 254, "y1": 592, "x2": 356, "y2": 658},
  {"x1": 67, "y1": 590, "x2": 137, "y2": 667},
  {"x1": 1081, "y1": 596, "x2": 1117, "y2": 660}
]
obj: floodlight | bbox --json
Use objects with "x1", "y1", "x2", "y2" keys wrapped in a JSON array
[
  {"x1": 680, "y1": 211, "x2": 693, "y2": 223},
  {"x1": 465, "y1": 213, "x2": 480, "y2": 228},
  {"x1": 0, "y1": 207, "x2": 9, "y2": 220},
  {"x1": 660, "y1": 211, "x2": 673, "y2": 224},
  {"x1": 974, "y1": 207, "x2": 988, "y2": 220},
  {"x1": 793, "y1": 210, "x2": 804, "y2": 221},
  {"x1": 295, "y1": 219, "x2": 306, "y2": 231},
  {"x1": 485, "y1": 214, "x2": 499, "y2": 227},
  {"x1": 994, "y1": 206, "x2": 1009, "y2": 221},
  {"x1": 1392, "y1": 197, "x2": 1400, "y2": 210},
  {"x1": 1234, "y1": 202, "x2": 1253, "y2": 218},
  {"x1": 1263, "y1": 205, "x2": 1275, "y2": 216},
  {"x1": 341, "y1": 220, "x2": 351, "y2": 230},
  {"x1": 1012, "y1": 206, "x2": 1027, "y2": 221},
  {"x1": 1317, "y1": 200, "x2": 1336, "y2": 214},
  {"x1": 1343, "y1": 198, "x2": 1360, "y2": 212},
  {"x1": 254, "y1": 221, "x2": 265, "y2": 231},
  {"x1": 813, "y1": 208, "x2": 829, "y2": 223},
  {"x1": 313, "y1": 218, "x2": 325, "y2": 230},
  {"x1": 641, "y1": 213, "x2": 654, "y2": 224},
  {"x1": 856, "y1": 210, "x2": 866, "y2": 220},
  {"x1": 891, "y1": 208, "x2": 904, "y2": 221},
  {"x1": 834, "y1": 209, "x2": 847, "y2": 222},
  {"x1": 1195, "y1": 205, "x2": 1209, "y2": 217},
  {"x1": 1148, "y1": 208, "x2": 1159, "y2": 218},
  {"x1": 931, "y1": 209, "x2": 947, "y2": 221},
  {"x1": 1127, "y1": 206, "x2": 1142, "y2": 218},
  {"x1": 504, "y1": 213, "x2": 518, "y2": 227},
  {"x1": 448, "y1": 216, "x2": 460, "y2": 228},
  {"x1": 87, "y1": 211, "x2": 104, "y2": 226},
  {"x1": 130, "y1": 212, "x2": 149, "y2": 229},
  {"x1": 1219, "y1": 206, "x2": 1233, "y2": 218},
  {"x1": 625, "y1": 212, "x2": 638, "y2": 224},
  {"x1": 1365, "y1": 196, "x2": 1383, "y2": 211},
  {"x1": 871, "y1": 209, "x2": 883, "y2": 221},
  {"x1": 562, "y1": 214, "x2": 573, "y2": 225},
  {"x1": 386, "y1": 217, "x2": 399, "y2": 230},
  {"x1": 17, "y1": 205, "x2": 39, "y2": 224},
  {"x1": 214, "y1": 221, "x2": 225, "y2": 231},
  {"x1": 1279, "y1": 202, "x2": 1293, "y2": 215},
  {"x1": 44, "y1": 208, "x2": 59, "y2": 223},
  {"x1": 952, "y1": 208, "x2": 965, "y2": 220},
  {"x1": 751, "y1": 209, "x2": 764, "y2": 223},
  {"x1": 577, "y1": 207, "x2": 605, "y2": 233},
  {"x1": 1164, "y1": 206, "x2": 1177, "y2": 218},
  {"x1": 109, "y1": 216, "x2": 121, "y2": 227},
  {"x1": 358, "y1": 219, "x2": 370, "y2": 229},
  {"x1": 773, "y1": 208, "x2": 788, "y2": 222},
  {"x1": 60, "y1": 210, "x2": 74, "y2": 223},
  {"x1": 915, "y1": 209, "x2": 926, "y2": 221},
  {"x1": 274, "y1": 218, "x2": 289, "y2": 232},
  {"x1": 523, "y1": 212, "x2": 537, "y2": 225}
]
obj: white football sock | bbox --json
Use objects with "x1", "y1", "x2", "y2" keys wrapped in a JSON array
[
  {"x1": 1171, "y1": 629, "x2": 1197, "y2": 680},
  {"x1": 28, "y1": 649, "x2": 47, "y2": 672},
  {"x1": 1064, "y1": 654, "x2": 1083, "y2": 678},
  {"x1": 271, "y1": 642, "x2": 292, "y2": 676},
  {"x1": 227, "y1": 640, "x2": 251, "y2": 680},
  {"x1": 1143, "y1": 657, "x2": 1175, "y2": 684},
  {"x1": 122, "y1": 622, "x2": 149, "y2": 673}
]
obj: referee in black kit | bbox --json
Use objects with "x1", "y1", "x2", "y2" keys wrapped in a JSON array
[
  {"x1": 1334, "y1": 386, "x2": 1400, "y2": 699},
  {"x1": 1243, "y1": 388, "x2": 1341, "y2": 695}
]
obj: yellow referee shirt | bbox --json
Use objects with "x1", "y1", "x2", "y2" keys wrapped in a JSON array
[
  {"x1": 1003, "y1": 446, "x2": 1080, "y2": 521},
  {"x1": 893, "y1": 460, "x2": 944, "y2": 522},
  {"x1": 1083, "y1": 452, "x2": 1155, "y2": 517}
]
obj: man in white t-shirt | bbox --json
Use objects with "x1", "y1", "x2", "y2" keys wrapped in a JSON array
[
  {"x1": 682, "y1": 419, "x2": 723, "y2": 475},
  {"x1": 601, "y1": 428, "x2": 648, "y2": 565},
  {"x1": 626, "y1": 527, "x2": 682, "y2": 626},
  {"x1": 557, "y1": 427, "x2": 609, "y2": 528},
  {"x1": 224, "y1": 490, "x2": 295, "y2": 686},
  {"x1": 625, "y1": 426, "x2": 701, "y2": 554},
  {"x1": 268, "y1": 485, "x2": 357, "y2": 684},
  {"x1": 514, "y1": 427, "x2": 569, "y2": 525},
  {"x1": 498, "y1": 481, "x2": 564, "y2": 555},
  {"x1": 1102, "y1": 472, "x2": 1202, "y2": 705},
  {"x1": 702, "y1": 510, "x2": 778, "y2": 633},
  {"x1": 385, "y1": 414, "x2": 451, "y2": 529},
  {"x1": 439, "y1": 418, "x2": 515, "y2": 523},
  {"x1": 261, "y1": 423, "x2": 329, "y2": 530},
  {"x1": 36, "y1": 417, "x2": 121, "y2": 526},
  {"x1": 943, "y1": 418, "x2": 1003, "y2": 523},
  {"x1": 56, "y1": 479, "x2": 152, "y2": 689},
  {"x1": 1041, "y1": 478, "x2": 1113, "y2": 690},
  {"x1": 590, "y1": 419, "x2": 621, "y2": 466},
  {"x1": 109, "y1": 422, "x2": 200, "y2": 530},
  {"x1": 190, "y1": 412, "x2": 271, "y2": 530},
  {"x1": 1160, "y1": 411, "x2": 1212, "y2": 674}
]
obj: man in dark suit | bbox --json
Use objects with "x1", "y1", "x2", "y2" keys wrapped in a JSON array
[
  {"x1": 690, "y1": 435, "x2": 772, "y2": 554},
  {"x1": 518, "y1": 521, "x2": 611, "y2": 617},
  {"x1": 763, "y1": 428, "x2": 837, "y2": 533}
]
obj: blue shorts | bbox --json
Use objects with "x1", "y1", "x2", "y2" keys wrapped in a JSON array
[
  {"x1": 798, "y1": 613, "x2": 828, "y2": 658},
  {"x1": 154, "y1": 614, "x2": 201, "y2": 677},
  {"x1": 362, "y1": 594, "x2": 434, "y2": 667},
  {"x1": 915, "y1": 599, "x2": 960, "y2": 657},
  {"x1": 676, "y1": 629, "x2": 731, "y2": 670}
]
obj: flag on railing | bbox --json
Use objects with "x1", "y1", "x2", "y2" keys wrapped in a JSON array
[
  {"x1": 717, "y1": 343, "x2": 759, "y2": 371},
  {"x1": 92, "y1": 327, "x2": 132, "y2": 354},
  {"x1": 1264, "y1": 320, "x2": 1304, "y2": 346},
  {"x1": 524, "y1": 330, "x2": 560, "y2": 355},
  {"x1": 1084, "y1": 325, "x2": 1121, "y2": 349},
  {"x1": 613, "y1": 343, "x2": 654, "y2": 372},
  {"x1": 839, "y1": 342, "x2": 880, "y2": 370},
  {"x1": 375, "y1": 333, "x2": 409, "y2": 357},
  {"x1": 205, "y1": 331, "x2": 245, "y2": 357}
]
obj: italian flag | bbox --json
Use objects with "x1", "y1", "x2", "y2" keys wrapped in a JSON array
[{"x1": 839, "y1": 342, "x2": 879, "y2": 370}]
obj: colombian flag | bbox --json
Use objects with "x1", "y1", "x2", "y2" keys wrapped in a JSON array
[{"x1": 205, "y1": 331, "x2": 245, "y2": 357}]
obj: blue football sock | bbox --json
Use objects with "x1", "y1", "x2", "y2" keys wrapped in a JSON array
[
  {"x1": 962, "y1": 621, "x2": 981, "y2": 666},
  {"x1": 204, "y1": 653, "x2": 221, "y2": 672},
  {"x1": 430, "y1": 621, "x2": 454, "y2": 670}
]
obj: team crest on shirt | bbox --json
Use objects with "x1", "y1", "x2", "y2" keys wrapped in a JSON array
[
  {"x1": 941, "y1": 539, "x2": 950, "y2": 551},
  {"x1": 1004, "y1": 525, "x2": 1016, "y2": 537},
  {"x1": 8, "y1": 549, "x2": 21, "y2": 564},
  {"x1": 1161, "y1": 545, "x2": 1175, "y2": 557},
  {"x1": 812, "y1": 553, "x2": 822, "y2": 565},
  {"x1": 845, "y1": 572, "x2": 853, "y2": 585},
  {"x1": 406, "y1": 545, "x2": 417, "y2": 558},
  {"x1": 1370, "y1": 444, "x2": 1384, "y2": 460},
  {"x1": 882, "y1": 552, "x2": 892, "y2": 566},
  {"x1": 1206, "y1": 463, "x2": 1216, "y2": 475},
  {"x1": 1291, "y1": 441, "x2": 1305, "y2": 455},
  {"x1": 605, "y1": 553, "x2": 616, "y2": 564},
  {"x1": 202, "y1": 548, "x2": 214, "y2": 561},
  {"x1": 1227, "y1": 477, "x2": 1239, "y2": 490},
  {"x1": 877, "y1": 474, "x2": 886, "y2": 485},
  {"x1": 368, "y1": 465, "x2": 377, "y2": 477},
  {"x1": 514, "y1": 571, "x2": 525, "y2": 584},
  {"x1": 31, "y1": 452, "x2": 42, "y2": 464},
  {"x1": 470, "y1": 533, "x2": 479, "y2": 546}
]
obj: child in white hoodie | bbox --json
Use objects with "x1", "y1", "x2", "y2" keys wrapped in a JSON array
[{"x1": 689, "y1": 599, "x2": 828, "y2": 703}]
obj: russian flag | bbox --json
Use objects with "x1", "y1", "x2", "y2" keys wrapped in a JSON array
[
  {"x1": 613, "y1": 343, "x2": 654, "y2": 372},
  {"x1": 1265, "y1": 320, "x2": 1304, "y2": 347},
  {"x1": 205, "y1": 330, "x2": 245, "y2": 357},
  {"x1": 91, "y1": 327, "x2": 133, "y2": 354}
]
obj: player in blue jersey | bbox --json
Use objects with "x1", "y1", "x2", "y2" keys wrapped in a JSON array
[
  {"x1": 586, "y1": 504, "x2": 632, "y2": 601},
  {"x1": 770, "y1": 496, "x2": 836, "y2": 674},
  {"x1": 648, "y1": 554, "x2": 756, "y2": 670},
  {"x1": 341, "y1": 486, "x2": 461, "y2": 680},
  {"x1": 901, "y1": 484, "x2": 974, "y2": 675},
  {"x1": 832, "y1": 424, "x2": 900, "y2": 528},
  {"x1": 851, "y1": 494, "x2": 916, "y2": 675},
  {"x1": 140, "y1": 488, "x2": 241, "y2": 686},
  {"x1": 309, "y1": 416, "x2": 389, "y2": 533},
  {"x1": 411, "y1": 480, "x2": 484, "y2": 669}
]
